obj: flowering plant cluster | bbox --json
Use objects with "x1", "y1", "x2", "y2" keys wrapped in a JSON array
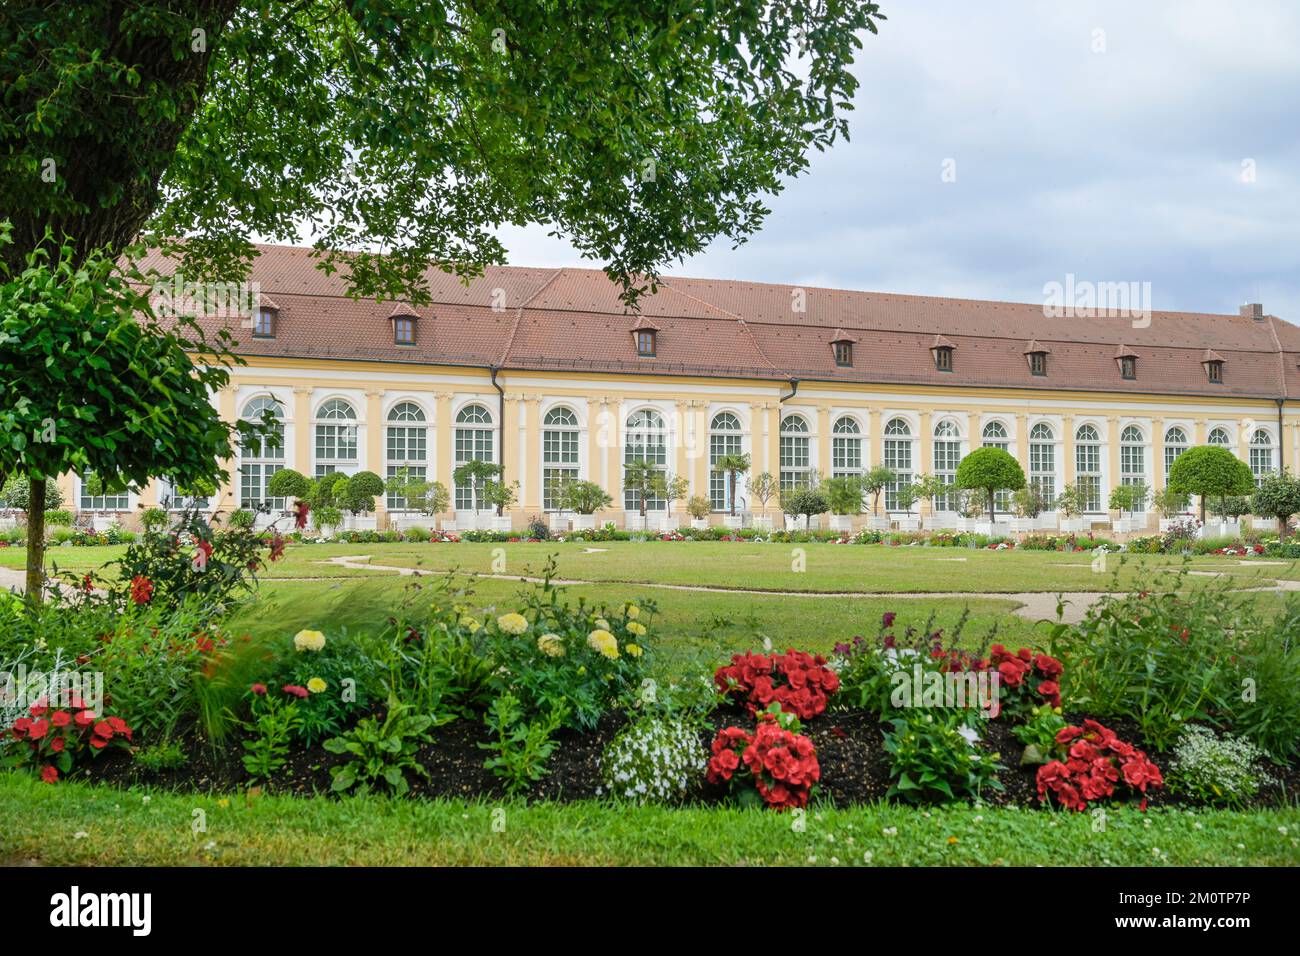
[
  {"x1": 706, "y1": 711, "x2": 820, "y2": 810},
  {"x1": 5, "y1": 696, "x2": 133, "y2": 783},
  {"x1": 1036, "y1": 719, "x2": 1163, "y2": 811},
  {"x1": 714, "y1": 649, "x2": 840, "y2": 720},
  {"x1": 599, "y1": 716, "x2": 707, "y2": 804},
  {"x1": 983, "y1": 644, "x2": 1062, "y2": 718}
]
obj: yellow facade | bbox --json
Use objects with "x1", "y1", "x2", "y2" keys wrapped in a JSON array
[{"x1": 57, "y1": 355, "x2": 1299, "y2": 533}]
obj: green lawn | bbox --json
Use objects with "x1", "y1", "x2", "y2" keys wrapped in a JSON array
[{"x1": 3, "y1": 775, "x2": 1295, "y2": 867}]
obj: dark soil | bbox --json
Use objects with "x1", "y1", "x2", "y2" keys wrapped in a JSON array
[{"x1": 81, "y1": 704, "x2": 1300, "y2": 810}]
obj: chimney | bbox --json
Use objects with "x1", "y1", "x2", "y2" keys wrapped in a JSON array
[{"x1": 1239, "y1": 302, "x2": 1265, "y2": 321}]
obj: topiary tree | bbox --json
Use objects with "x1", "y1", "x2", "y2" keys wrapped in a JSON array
[
  {"x1": 955, "y1": 447, "x2": 1026, "y2": 521},
  {"x1": 1252, "y1": 472, "x2": 1300, "y2": 541},
  {"x1": 1168, "y1": 445, "x2": 1256, "y2": 524},
  {"x1": 340, "y1": 471, "x2": 385, "y2": 515},
  {"x1": 714, "y1": 453, "x2": 751, "y2": 517},
  {"x1": 862, "y1": 465, "x2": 895, "y2": 517},
  {"x1": 622, "y1": 460, "x2": 666, "y2": 518},
  {"x1": 0, "y1": 474, "x2": 65, "y2": 514},
  {"x1": 311, "y1": 471, "x2": 350, "y2": 511},
  {"x1": 483, "y1": 479, "x2": 519, "y2": 517},
  {"x1": 1109, "y1": 481, "x2": 1148, "y2": 518},
  {"x1": 452, "y1": 460, "x2": 501, "y2": 515},
  {"x1": 782, "y1": 486, "x2": 829, "y2": 527},
  {"x1": 267, "y1": 468, "x2": 311, "y2": 504}
]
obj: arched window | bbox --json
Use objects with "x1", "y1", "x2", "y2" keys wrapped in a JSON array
[
  {"x1": 779, "y1": 414, "x2": 812, "y2": 491},
  {"x1": 454, "y1": 403, "x2": 495, "y2": 511},
  {"x1": 1029, "y1": 423, "x2": 1056, "y2": 509},
  {"x1": 1120, "y1": 425, "x2": 1146, "y2": 512},
  {"x1": 1075, "y1": 424, "x2": 1102, "y2": 512},
  {"x1": 932, "y1": 420, "x2": 961, "y2": 511},
  {"x1": 315, "y1": 398, "x2": 358, "y2": 477},
  {"x1": 1250, "y1": 429, "x2": 1275, "y2": 486},
  {"x1": 624, "y1": 409, "x2": 667, "y2": 511},
  {"x1": 1208, "y1": 427, "x2": 1232, "y2": 447},
  {"x1": 709, "y1": 412, "x2": 744, "y2": 511},
  {"x1": 832, "y1": 416, "x2": 864, "y2": 479},
  {"x1": 1163, "y1": 426, "x2": 1189, "y2": 476},
  {"x1": 239, "y1": 396, "x2": 285, "y2": 509},
  {"x1": 385, "y1": 401, "x2": 427, "y2": 510},
  {"x1": 982, "y1": 421, "x2": 1012, "y2": 510},
  {"x1": 883, "y1": 418, "x2": 913, "y2": 511},
  {"x1": 542, "y1": 406, "x2": 580, "y2": 511}
]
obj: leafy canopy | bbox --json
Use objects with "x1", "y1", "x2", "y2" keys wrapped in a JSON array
[{"x1": 955, "y1": 447, "x2": 1025, "y2": 518}]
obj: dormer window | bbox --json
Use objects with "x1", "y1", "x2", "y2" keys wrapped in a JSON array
[
  {"x1": 830, "y1": 329, "x2": 858, "y2": 368},
  {"x1": 253, "y1": 307, "x2": 276, "y2": 338},
  {"x1": 1115, "y1": 345, "x2": 1139, "y2": 380},
  {"x1": 631, "y1": 317, "x2": 660, "y2": 357},
  {"x1": 1024, "y1": 340, "x2": 1049, "y2": 377},
  {"x1": 930, "y1": 335, "x2": 955, "y2": 372},
  {"x1": 394, "y1": 316, "x2": 416, "y2": 345},
  {"x1": 1202, "y1": 350, "x2": 1225, "y2": 384}
]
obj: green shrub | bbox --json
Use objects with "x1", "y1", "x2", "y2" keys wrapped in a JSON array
[
  {"x1": 1167, "y1": 725, "x2": 1269, "y2": 807},
  {"x1": 272, "y1": 632, "x2": 379, "y2": 746},
  {"x1": 478, "y1": 692, "x2": 566, "y2": 795},
  {"x1": 43, "y1": 509, "x2": 73, "y2": 527},
  {"x1": 134, "y1": 741, "x2": 189, "y2": 774},
  {"x1": 227, "y1": 508, "x2": 256, "y2": 529},
  {"x1": 324, "y1": 697, "x2": 448, "y2": 796},
  {"x1": 404, "y1": 526, "x2": 430, "y2": 542},
  {"x1": 882, "y1": 708, "x2": 1003, "y2": 803}
]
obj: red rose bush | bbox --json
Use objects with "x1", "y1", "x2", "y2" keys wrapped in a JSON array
[
  {"x1": 6, "y1": 696, "x2": 133, "y2": 783},
  {"x1": 714, "y1": 649, "x2": 840, "y2": 720},
  {"x1": 706, "y1": 714, "x2": 821, "y2": 810},
  {"x1": 1036, "y1": 718, "x2": 1163, "y2": 811}
]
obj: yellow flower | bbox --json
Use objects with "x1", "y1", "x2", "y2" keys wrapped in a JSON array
[
  {"x1": 587, "y1": 629, "x2": 619, "y2": 659},
  {"x1": 625, "y1": 604, "x2": 640, "y2": 620},
  {"x1": 460, "y1": 616, "x2": 481, "y2": 633},
  {"x1": 307, "y1": 677, "x2": 327, "y2": 694},
  {"x1": 594, "y1": 617, "x2": 611, "y2": 631},
  {"x1": 293, "y1": 629, "x2": 326, "y2": 652},
  {"x1": 537, "y1": 634, "x2": 565, "y2": 657},
  {"x1": 626, "y1": 621, "x2": 646, "y2": 637},
  {"x1": 497, "y1": 612, "x2": 529, "y2": 635},
  {"x1": 625, "y1": 643, "x2": 643, "y2": 658}
]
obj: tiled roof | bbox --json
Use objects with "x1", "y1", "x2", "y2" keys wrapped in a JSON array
[{"x1": 142, "y1": 244, "x2": 1299, "y2": 399}]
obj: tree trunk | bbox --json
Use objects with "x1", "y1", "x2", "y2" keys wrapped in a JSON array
[
  {"x1": 988, "y1": 489, "x2": 997, "y2": 522},
  {"x1": 729, "y1": 472, "x2": 736, "y2": 516},
  {"x1": 24, "y1": 476, "x2": 46, "y2": 606},
  {"x1": 1199, "y1": 494, "x2": 1207, "y2": 524}
]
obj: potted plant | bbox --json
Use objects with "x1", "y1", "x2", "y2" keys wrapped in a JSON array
[
  {"x1": 952, "y1": 488, "x2": 981, "y2": 533},
  {"x1": 781, "y1": 485, "x2": 829, "y2": 531},
  {"x1": 1152, "y1": 485, "x2": 1192, "y2": 532},
  {"x1": 1213, "y1": 495, "x2": 1251, "y2": 539},
  {"x1": 1108, "y1": 481, "x2": 1148, "y2": 533},
  {"x1": 663, "y1": 474, "x2": 690, "y2": 531},
  {"x1": 452, "y1": 460, "x2": 502, "y2": 530},
  {"x1": 686, "y1": 495, "x2": 711, "y2": 529},
  {"x1": 956, "y1": 447, "x2": 1023, "y2": 536},
  {"x1": 909, "y1": 473, "x2": 946, "y2": 531},
  {"x1": 862, "y1": 465, "x2": 894, "y2": 530},
  {"x1": 749, "y1": 471, "x2": 778, "y2": 530},
  {"x1": 714, "y1": 453, "x2": 750, "y2": 528},
  {"x1": 483, "y1": 478, "x2": 519, "y2": 531},
  {"x1": 623, "y1": 460, "x2": 666, "y2": 531},
  {"x1": 1054, "y1": 483, "x2": 1086, "y2": 533},
  {"x1": 1010, "y1": 485, "x2": 1044, "y2": 534},
  {"x1": 1167, "y1": 446, "x2": 1255, "y2": 537},
  {"x1": 893, "y1": 481, "x2": 920, "y2": 532},
  {"x1": 315, "y1": 505, "x2": 343, "y2": 538},
  {"x1": 822, "y1": 474, "x2": 864, "y2": 532},
  {"x1": 562, "y1": 480, "x2": 612, "y2": 531},
  {"x1": 339, "y1": 470, "x2": 384, "y2": 530}
]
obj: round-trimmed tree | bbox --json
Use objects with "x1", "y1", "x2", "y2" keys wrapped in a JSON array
[
  {"x1": 1251, "y1": 472, "x2": 1300, "y2": 542},
  {"x1": 267, "y1": 468, "x2": 311, "y2": 503},
  {"x1": 1168, "y1": 445, "x2": 1256, "y2": 523},
  {"x1": 955, "y1": 447, "x2": 1026, "y2": 521}
]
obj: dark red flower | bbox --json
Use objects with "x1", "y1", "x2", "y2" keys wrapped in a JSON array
[{"x1": 40, "y1": 765, "x2": 58, "y2": 784}]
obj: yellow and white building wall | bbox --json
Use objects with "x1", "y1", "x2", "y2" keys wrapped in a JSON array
[{"x1": 54, "y1": 356, "x2": 1300, "y2": 532}]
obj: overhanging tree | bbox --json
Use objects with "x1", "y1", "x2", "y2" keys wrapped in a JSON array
[
  {"x1": 955, "y1": 447, "x2": 1025, "y2": 521},
  {"x1": 0, "y1": 231, "x2": 250, "y2": 602},
  {"x1": 1167, "y1": 445, "x2": 1256, "y2": 524}
]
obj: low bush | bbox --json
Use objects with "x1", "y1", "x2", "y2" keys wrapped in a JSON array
[
  {"x1": 882, "y1": 708, "x2": 1002, "y2": 804},
  {"x1": 1034, "y1": 719, "x2": 1162, "y2": 811},
  {"x1": 599, "y1": 716, "x2": 707, "y2": 804},
  {"x1": 1167, "y1": 724, "x2": 1269, "y2": 808}
]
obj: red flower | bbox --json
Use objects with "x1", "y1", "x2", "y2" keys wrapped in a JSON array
[
  {"x1": 882, "y1": 612, "x2": 896, "y2": 628},
  {"x1": 268, "y1": 532, "x2": 286, "y2": 562},
  {"x1": 282, "y1": 684, "x2": 309, "y2": 698},
  {"x1": 27, "y1": 718, "x2": 49, "y2": 740},
  {"x1": 50, "y1": 736, "x2": 66, "y2": 753},
  {"x1": 74, "y1": 710, "x2": 96, "y2": 727},
  {"x1": 40, "y1": 766, "x2": 58, "y2": 784},
  {"x1": 250, "y1": 683, "x2": 268, "y2": 696},
  {"x1": 1037, "y1": 680, "x2": 1061, "y2": 707},
  {"x1": 50, "y1": 710, "x2": 71, "y2": 728},
  {"x1": 129, "y1": 575, "x2": 154, "y2": 605},
  {"x1": 293, "y1": 500, "x2": 311, "y2": 529}
]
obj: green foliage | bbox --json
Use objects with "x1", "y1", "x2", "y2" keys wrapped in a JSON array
[
  {"x1": 139, "y1": 507, "x2": 170, "y2": 534},
  {"x1": 314, "y1": 506, "x2": 343, "y2": 532},
  {"x1": 133, "y1": 740, "x2": 188, "y2": 775},
  {"x1": 324, "y1": 698, "x2": 445, "y2": 796},
  {"x1": 713, "y1": 454, "x2": 751, "y2": 515},
  {"x1": 599, "y1": 716, "x2": 707, "y2": 804},
  {"x1": 1011, "y1": 485, "x2": 1045, "y2": 518},
  {"x1": 955, "y1": 448, "x2": 1025, "y2": 519},
  {"x1": 311, "y1": 472, "x2": 350, "y2": 510},
  {"x1": 749, "y1": 472, "x2": 779, "y2": 510},
  {"x1": 1151, "y1": 485, "x2": 1191, "y2": 518},
  {"x1": 781, "y1": 485, "x2": 829, "y2": 522},
  {"x1": 861, "y1": 465, "x2": 895, "y2": 516},
  {"x1": 227, "y1": 509, "x2": 255, "y2": 529},
  {"x1": 1167, "y1": 725, "x2": 1269, "y2": 808},
  {"x1": 43, "y1": 509, "x2": 71, "y2": 527},
  {"x1": 240, "y1": 693, "x2": 302, "y2": 781},
  {"x1": 823, "y1": 475, "x2": 864, "y2": 515},
  {"x1": 452, "y1": 460, "x2": 502, "y2": 512},
  {"x1": 1168, "y1": 446, "x2": 1256, "y2": 521},
  {"x1": 1108, "y1": 482, "x2": 1148, "y2": 516},
  {"x1": 339, "y1": 471, "x2": 385, "y2": 515},
  {"x1": 882, "y1": 709, "x2": 1003, "y2": 803},
  {"x1": 267, "y1": 469, "x2": 311, "y2": 501},
  {"x1": 483, "y1": 478, "x2": 519, "y2": 515},
  {"x1": 0, "y1": 474, "x2": 65, "y2": 512},
  {"x1": 1054, "y1": 483, "x2": 1081, "y2": 518},
  {"x1": 1012, "y1": 705, "x2": 1068, "y2": 766},
  {"x1": 478, "y1": 692, "x2": 566, "y2": 796},
  {"x1": 686, "y1": 495, "x2": 711, "y2": 520},
  {"x1": 1251, "y1": 472, "x2": 1300, "y2": 539},
  {"x1": 560, "y1": 480, "x2": 613, "y2": 515},
  {"x1": 274, "y1": 633, "x2": 378, "y2": 747},
  {"x1": 623, "y1": 461, "x2": 667, "y2": 516}
]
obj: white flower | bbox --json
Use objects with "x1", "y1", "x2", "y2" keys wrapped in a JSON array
[
  {"x1": 293, "y1": 629, "x2": 326, "y2": 652},
  {"x1": 957, "y1": 724, "x2": 981, "y2": 747}
]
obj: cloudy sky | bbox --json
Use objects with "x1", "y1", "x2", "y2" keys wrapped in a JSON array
[{"x1": 499, "y1": 0, "x2": 1300, "y2": 320}]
